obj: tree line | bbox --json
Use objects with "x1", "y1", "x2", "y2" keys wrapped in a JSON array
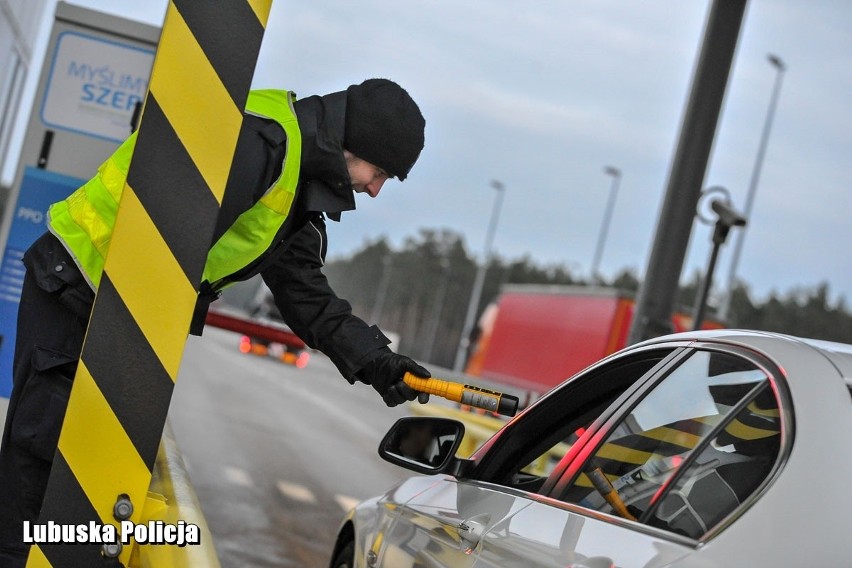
[{"x1": 323, "y1": 228, "x2": 852, "y2": 368}]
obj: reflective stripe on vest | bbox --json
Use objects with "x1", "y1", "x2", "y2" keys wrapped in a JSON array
[
  {"x1": 47, "y1": 133, "x2": 138, "y2": 290},
  {"x1": 47, "y1": 89, "x2": 301, "y2": 291}
]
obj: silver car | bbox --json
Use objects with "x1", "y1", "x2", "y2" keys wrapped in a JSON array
[{"x1": 330, "y1": 330, "x2": 852, "y2": 568}]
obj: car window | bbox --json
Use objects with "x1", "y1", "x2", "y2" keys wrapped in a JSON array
[
  {"x1": 641, "y1": 384, "x2": 780, "y2": 538},
  {"x1": 554, "y1": 349, "x2": 780, "y2": 540},
  {"x1": 470, "y1": 348, "x2": 676, "y2": 493}
]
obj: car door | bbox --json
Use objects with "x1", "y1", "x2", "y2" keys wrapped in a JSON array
[
  {"x1": 375, "y1": 478, "x2": 533, "y2": 568},
  {"x1": 373, "y1": 345, "x2": 680, "y2": 568},
  {"x1": 471, "y1": 343, "x2": 787, "y2": 568},
  {"x1": 472, "y1": 494, "x2": 693, "y2": 568}
]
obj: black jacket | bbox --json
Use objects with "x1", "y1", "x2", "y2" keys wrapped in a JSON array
[{"x1": 26, "y1": 90, "x2": 390, "y2": 381}]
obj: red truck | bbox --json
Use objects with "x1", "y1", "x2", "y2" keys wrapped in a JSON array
[
  {"x1": 206, "y1": 306, "x2": 311, "y2": 368},
  {"x1": 465, "y1": 285, "x2": 722, "y2": 393}
]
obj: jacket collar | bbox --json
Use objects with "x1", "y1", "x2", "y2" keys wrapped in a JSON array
[{"x1": 294, "y1": 90, "x2": 355, "y2": 222}]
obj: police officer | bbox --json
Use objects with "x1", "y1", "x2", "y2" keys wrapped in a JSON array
[{"x1": 0, "y1": 78, "x2": 430, "y2": 565}]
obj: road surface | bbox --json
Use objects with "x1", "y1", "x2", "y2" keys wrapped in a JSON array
[{"x1": 169, "y1": 327, "x2": 416, "y2": 568}]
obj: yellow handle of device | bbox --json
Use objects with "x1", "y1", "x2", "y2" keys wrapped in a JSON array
[{"x1": 403, "y1": 372, "x2": 519, "y2": 416}]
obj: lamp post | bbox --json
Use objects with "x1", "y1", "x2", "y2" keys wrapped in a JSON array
[
  {"x1": 590, "y1": 166, "x2": 622, "y2": 283},
  {"x1": 370, "y1": 254, "x2": 392, "y2": 324},
  {"x1": 453, "y1": 180, "x2": 505, "y2": 371},
  {"x1": 718, "y1": 54, "x2": 786, "y2": 321},
  {"x1": 423, "y1": 257, "x2": 451, "y2": 363}
]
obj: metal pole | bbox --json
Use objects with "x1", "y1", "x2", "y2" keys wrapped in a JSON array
[
  {"x1": 453, "y1": 180, "x2": 505, "y2": 371},
  {"x1": 423, "y1": 257, "x2": 451, "y2": 362},
  {"x1": 628, "y1": 0, "x2": 748, "y2": 345},
  {"x1": 370, "y1": 254, "x2": 392, "y2": 324},
  {"x1": 692, "y1": 229, "x2": 723, "y2": 330},
  {"x1": 717, "y1": 54, "x2": 786, "y2": 321},
  {"x1": 590, "y1": 166, "x2": 621, "y2": 282}
]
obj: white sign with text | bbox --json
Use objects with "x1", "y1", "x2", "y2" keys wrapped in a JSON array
[{"x1": 41, "y1": 31, "x2": 154, "y2": 142}]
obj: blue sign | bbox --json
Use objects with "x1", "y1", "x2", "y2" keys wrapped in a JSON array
[{"x1": 0, "y1": 167, "x2": 83, "y2": 397}]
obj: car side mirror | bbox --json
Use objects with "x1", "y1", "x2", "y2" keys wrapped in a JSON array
[{"x1": 379, "y1": 417, "x2": 465, "y2": 475}]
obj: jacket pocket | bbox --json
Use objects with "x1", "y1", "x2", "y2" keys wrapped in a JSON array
[
  {"x1": 10, "y1": 346, "x2": 78, "y2": 462},
  {"x1": 24, "y1": 233, "x2": 95, "y2": 320}
]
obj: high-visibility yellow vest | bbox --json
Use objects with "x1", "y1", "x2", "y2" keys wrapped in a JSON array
[{"x1": 47, "y1": 89, "x2": 302, "y2": 291}]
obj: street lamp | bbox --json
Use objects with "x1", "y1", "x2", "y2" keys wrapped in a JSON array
[
  {"x1": 590, "y1": 166, "x2": 622, "y2": 283},
  {"x1": 453, "y1": 180, "x2": 505, "y2": 372},
  {"x1": 718, "y1": 54, "x2": 786, "y2": 321}
]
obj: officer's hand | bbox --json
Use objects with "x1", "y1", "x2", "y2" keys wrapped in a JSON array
[{"x1": 359, "y1": 353, "x2": 431, "y2": 407}]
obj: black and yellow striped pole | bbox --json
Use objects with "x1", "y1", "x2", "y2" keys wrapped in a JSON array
[{"x1": 29, "y1": 1, "x2": 273, "y2": 566}]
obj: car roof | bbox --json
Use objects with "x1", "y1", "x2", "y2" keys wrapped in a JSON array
[
  {"x1": 635, "y1": 328, "x2": 852, "y2": 385},
  {"x1": 787, "y1": 335, "x2": 852, "y2": 379}
]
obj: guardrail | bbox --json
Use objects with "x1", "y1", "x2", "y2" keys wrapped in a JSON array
[{"x1": 131, "y1": 424, "x2": 220, "y2": 568}]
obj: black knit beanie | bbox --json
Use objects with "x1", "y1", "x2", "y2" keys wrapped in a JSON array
[{"x1": 344, "y1": 78, "x2": 425, "y2": 181}]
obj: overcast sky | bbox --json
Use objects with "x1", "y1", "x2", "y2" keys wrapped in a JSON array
[{"x1": 9, "y1": 0, "x2": 852, "y2": 304}]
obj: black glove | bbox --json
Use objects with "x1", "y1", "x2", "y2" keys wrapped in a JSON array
[{"x1": 357, "y1": 352, "x2": 431, "y2": 407}]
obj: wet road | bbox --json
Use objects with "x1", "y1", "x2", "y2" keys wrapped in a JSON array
[{"x1": 168, "y1": 327, "x2": 414, "y2": 568}]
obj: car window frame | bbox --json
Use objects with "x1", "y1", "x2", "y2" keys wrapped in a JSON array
[
  {"x1": 464, "y1": 344, "x2": 687, "y2": 487},
  {"x1": 546, "y1": 340, "x2": 794, "y2": 546},
  {"x1": 536, "y1": 345, "x2": 693, "y2": 494}
]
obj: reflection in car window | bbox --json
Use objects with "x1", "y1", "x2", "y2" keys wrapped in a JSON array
[
  {"x1": 558, "y1": 350, "x2": 777, "y2": 539},
  {"x1": 518, "y1": 433, "x2": 576, "y2": 479},
  {"x1": 476, "y1": 351, "x2": 673, "y2": 493},
  {"x1": 643, "y1": 385, "x2": 780, "y2": 538}
]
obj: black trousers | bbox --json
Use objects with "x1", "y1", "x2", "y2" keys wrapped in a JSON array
[{"x1": 0, "y1": 264, "x2": 88, "y2": 566}]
